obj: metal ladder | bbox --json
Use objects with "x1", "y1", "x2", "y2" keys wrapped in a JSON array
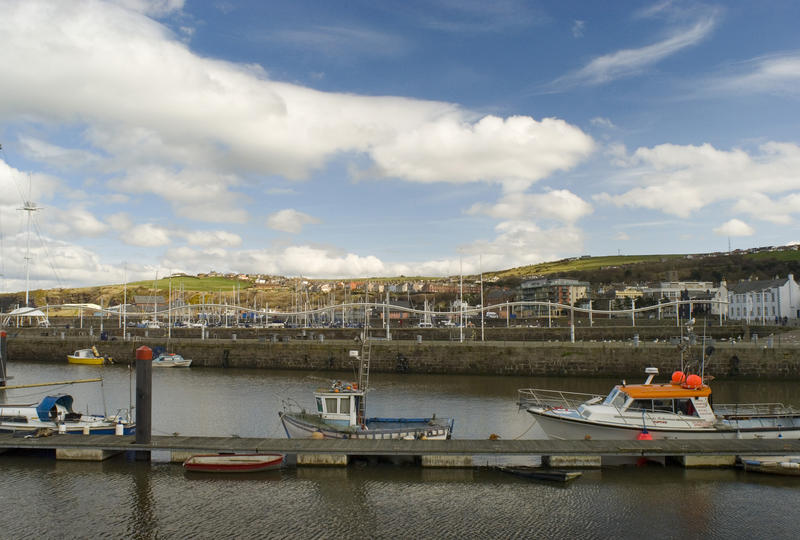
[{"x1": 357, "y1": 338, "x2": 371, "y2": 421}]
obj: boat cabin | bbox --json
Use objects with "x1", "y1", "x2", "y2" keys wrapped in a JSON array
[
  {"x1": 582, "y1": 368, "x2": 716, "y2": 422},
  {"x1": 313, "y1": 381, "x2": 364, "y2": 427}
]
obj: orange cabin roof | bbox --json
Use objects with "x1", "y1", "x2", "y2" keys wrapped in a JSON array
[{"x1": 619, "y1": 383, "x2": 711, "y2": 399}]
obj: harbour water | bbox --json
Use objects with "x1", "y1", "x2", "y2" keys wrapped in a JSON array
[{"x1": 2, "y1": 362, "x2": 799, "y2": 538}]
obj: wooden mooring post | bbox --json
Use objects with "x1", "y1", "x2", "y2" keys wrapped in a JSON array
[{"x1": 135, "y1": 345, "x2": 153, "y2": 460}]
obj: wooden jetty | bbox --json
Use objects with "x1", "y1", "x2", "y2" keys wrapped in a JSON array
[{"x1": 3, "y1": 434, "x2": 799, "y2": 467}]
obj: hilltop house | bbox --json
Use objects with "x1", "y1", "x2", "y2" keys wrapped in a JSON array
[{"x1": 727, "y1": 274, "x2": 800, "y2": 323}]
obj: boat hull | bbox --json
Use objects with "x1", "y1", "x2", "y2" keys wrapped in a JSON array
[
  {"x1": 183, "y1": 453, "x2": 284, "y2": 473},
  {"x1": 152, "y1": 354, "x2": 192, "y2": 367},
  {"x1": 0, "y1": 424, "x2": 135, "y2": 435},
  {"x1": 67, "y1": 356, "x2": 108, "y2": 365},
  {"x1": 279, "y1": 411, "x2": 453, "y2": 440},
  {"x1": 527, "y1": 409, "x2": 800, "y2": 440}
]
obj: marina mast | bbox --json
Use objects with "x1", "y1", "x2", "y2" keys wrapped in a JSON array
[{"x1": 20, "y1": 177, "x2": 40, "y2": 307}]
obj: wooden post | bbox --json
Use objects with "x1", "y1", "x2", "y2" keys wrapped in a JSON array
[
  {"x1": 135, "y1": 345, "x2": 153, "y2": 460},
  {"x1": 0, "y1": 331, "x2": 7, "y2": 386}
]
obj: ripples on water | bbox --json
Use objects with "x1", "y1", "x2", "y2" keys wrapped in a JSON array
[
  {"x1": 2, "y1": 454, "x2": 798, "y2": 539},
  {"x1": 2, "y1": 362, "x2": 799, "y2": 538}
]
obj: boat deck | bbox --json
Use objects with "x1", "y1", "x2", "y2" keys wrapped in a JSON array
[{"x1": 2, "y1": 433, "x2": 799, "y2": 457}]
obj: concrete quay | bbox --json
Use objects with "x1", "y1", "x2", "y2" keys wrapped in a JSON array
[{"x1": 3, "y1": 434, "x2": 799, "y2": 469}]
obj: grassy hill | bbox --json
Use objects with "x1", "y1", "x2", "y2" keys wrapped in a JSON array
[{"x1": 2, "y1": 247, "x2": 798, "y2": 311}]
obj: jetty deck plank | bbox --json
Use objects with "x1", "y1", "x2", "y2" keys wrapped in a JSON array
[{"x1": 1, "y1": 433, "x2": 799, "y2": 457}]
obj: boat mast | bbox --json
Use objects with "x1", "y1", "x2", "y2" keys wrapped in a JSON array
[{"x1": 20, "y1": 175, "x2": 40, "y2": 307}]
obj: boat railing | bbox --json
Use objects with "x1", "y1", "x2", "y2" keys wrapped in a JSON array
[
  {"x1": 518, "y1": 388, "x2": 604, "y2": 410},
  {"x1": 714, "y1": 403, "x2": 800, "y2": 418}
]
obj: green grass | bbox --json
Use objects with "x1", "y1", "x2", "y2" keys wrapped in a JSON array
[
  {"x1": 490, "y1": 254, "x2": 685, "y2": 279},
  {"x1": 127, "y1": 275, "x2": 255, "y2": 293},
  {"x1": 744, "y1": 250, "x2": 800, "y2": 262}
]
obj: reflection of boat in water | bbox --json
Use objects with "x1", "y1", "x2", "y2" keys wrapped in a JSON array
[
  {"x1": 499, "y1": 466, "x2": 582, "y2": 483},
  {"x1": 741, "y1": 457, "x2": 800, "y2": 476},
  {"x1": 279, "y1": 340, "x2": 454, "y2": 440},
  {"x1": 152, "y1": 353, "x2": 192, "y2": 368},
  {"x1": 519, "y1": 367, "x2": 800, "y2": 440},
  {"x1": 183, "y1": 453, "x2": 284, "y2": 473},
  {"x1": 67, "y1": 346, "x2": 112, "y2": 365},
  {"x1": 0, "y1": 394, "x2": 134, "y2": 435}
]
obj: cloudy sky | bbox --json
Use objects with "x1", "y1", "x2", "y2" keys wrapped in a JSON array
[{"x1": 1, "y1": 0, "x2": 799, "y2": 291}]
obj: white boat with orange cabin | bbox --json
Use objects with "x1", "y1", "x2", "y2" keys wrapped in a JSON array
[{"x1": 519, "y1": 367, "x2": 800, "y2": 440}]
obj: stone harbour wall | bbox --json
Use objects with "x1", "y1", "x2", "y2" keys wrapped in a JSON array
[{"x1": 8, "y1": 336, "x2": 800, "y2": 379}]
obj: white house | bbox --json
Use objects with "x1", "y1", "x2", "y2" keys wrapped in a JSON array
[{"x1": 727, "y1": 274, "x2": 800, "y2": 323}]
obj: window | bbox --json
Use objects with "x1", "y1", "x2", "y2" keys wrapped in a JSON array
[
  {"x1": 675, "y1": 399, "x2": 699, "y2": 417},
  {"x1": 316, "y1": 397, "x2": 323, "y2": 412},
  {"x1": 325, "y1": 397, "x2": 338, "y2": 414},
  {"x1": 630, "y1": 399, "x2": 653, "y2": 411},
  {"x1": 611, "y1": 391, "x2": 628, "y2": 409},
  {"x1": 340, "y1": 397, "x2": 350, "y2": 414}
]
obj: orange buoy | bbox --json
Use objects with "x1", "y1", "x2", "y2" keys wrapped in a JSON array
[
  {"x1": 637, "y1": 431, "x2": 653, "y2": 440},
  {"x1": 685, "y1": 374, "x2": 702, "y2": 388},
  {"x1": 671, "y1": 371, "x2": 686, "y2": 384}
]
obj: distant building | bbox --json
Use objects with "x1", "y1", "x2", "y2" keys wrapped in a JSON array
[
  {"x1": 519, "y1": 278, "x2": 589, "y2": 315},
  {"x1": 727, "y1": 274, "x2": 800, "y2": 322}
]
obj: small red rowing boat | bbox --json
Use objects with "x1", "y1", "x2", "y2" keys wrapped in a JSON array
[{"x1": 183, "y1": 453, "x2": 284, "y2": 473}]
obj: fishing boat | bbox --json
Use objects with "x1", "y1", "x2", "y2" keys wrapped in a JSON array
[
  {"x1": 741, "y1": 457, "x2": 800, "y2": 476},
  {"x1": 67, "y1": 346, "x2": 112, "y2": 365},
  {"x1": 183, "y1": 453, "x2": 284, "y2": 473},
  {"x1": 0, "y1": 393, "x2": 134, "y2": 435},
  {"x1": 499, "y1": 466, "x2": 582, "y2": 483},
  {"x1": 152, "y1": 353, "x2": 192, "y2": 368},
  {"x1": 279, "y1": 340, "x2": 454, "y2": 440},
  {"x1": 518, "y1": 367, "x2": 800, "y2": 440}
]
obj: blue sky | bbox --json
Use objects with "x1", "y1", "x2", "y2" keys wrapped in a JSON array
[{"x1": 1, "y1": 0, "x2": 799, "y2": 291}]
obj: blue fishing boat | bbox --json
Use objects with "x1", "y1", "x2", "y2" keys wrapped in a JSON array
[{"x1": 279, "y1": 340, "x2": 454, "y2": 440}]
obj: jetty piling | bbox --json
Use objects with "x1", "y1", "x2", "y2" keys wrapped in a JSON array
[{"x1": 135, "y1": 345, "x2": 153, "y2": 460}]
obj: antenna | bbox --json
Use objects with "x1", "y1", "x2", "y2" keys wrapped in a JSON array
[{"x1": 19, "y1": 175, "x2": 41, "y2": 307}]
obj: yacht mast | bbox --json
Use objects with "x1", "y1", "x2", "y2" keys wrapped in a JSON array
[{"x1": 20, "y1": 175, "x2": 40, "y2": 307}]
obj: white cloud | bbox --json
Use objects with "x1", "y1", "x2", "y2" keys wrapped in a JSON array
[
  {"x1": 548, "y1": 17, "x2": 715, "y2": 90},
  {"x1": 714, "y1": 219, "x2": 754, "y2": 237},
  {"x1": 110, "y1": 0, "x2": 184, "y2": 17},
  {"x1": 572, "y1": 20, "x2": 585, "y2": 38},
  {"x1": 271, "y1": 26, "x2": 409, "y2": 58},
  {"x1": 266, "y1": 209, "x2": 321, "y2": 234},
  {"x1": 45, "y1": 207, "x2": 109, "y2": 238},
  {"x1": 0, "y1": 0, "x2": 595, "y2": 214},
  {"x1": 468, "y1": 189, "x2": 592, "y2": 224},
  {"x1": 705, "y1": 52, "x2": 800, "y2": 97},
  {"x1": 182, "y1": 230, "x2": 242, "y2": 248},
  {"x1": 18, "y1": 136, "x2": 103, "y2": 171},
  {"x1": 615, "y1": 231, "x2": 630, "y2": 241},
  {"x1": 595, "y1": 142, "x2": 800, "y2": 218},
  {"x1": 590, "y1": 117, "x2": 616, "y2": 129},
  {"x1": 368, "y1": 115, "x2": 594, "y2": 191},
  {"x1": 112, "y1": 166, "x2": 247, "y2": 223},
  {"x1": 731, "y1": 192, "x2": 800, "y2": 225},
  {"x1": 459, "y1": 221, "x2": 584, "y2": 269},
  {"x1": 125, "y1": 223, "x2": 171, "y2": 247}
]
